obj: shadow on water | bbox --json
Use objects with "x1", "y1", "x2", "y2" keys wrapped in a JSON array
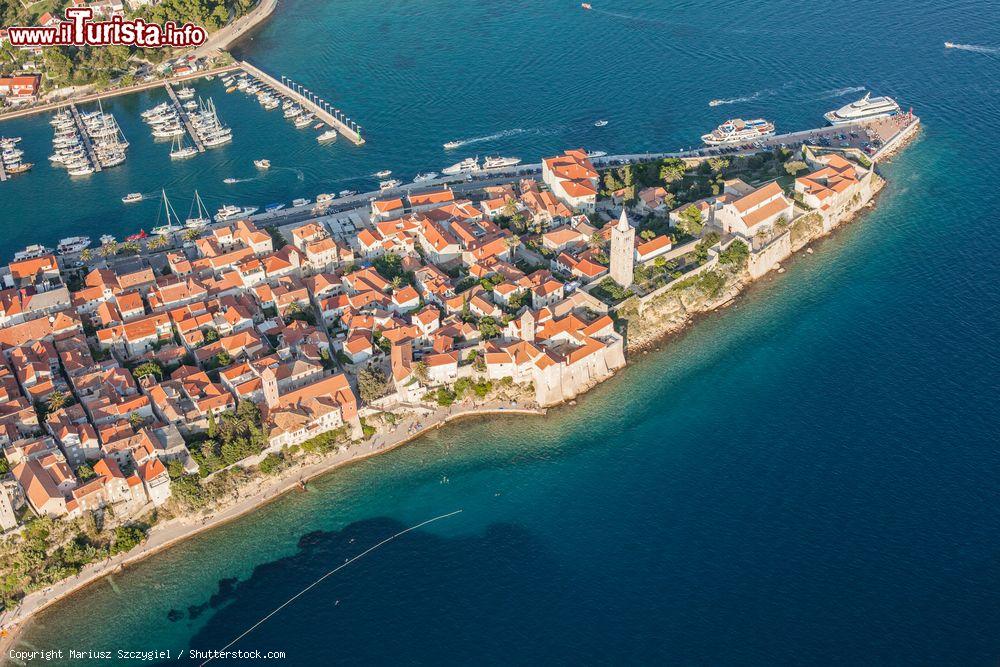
[{"x1": 157, "y1": 517, "x2": 596, "y2": 665}]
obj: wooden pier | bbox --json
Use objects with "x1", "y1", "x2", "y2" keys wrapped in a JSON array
[
  {"x1": 238, "y1": 60, "x2": 365, "y2": 146},
  {"x1": 163, "y1": 82, "x2": 205, "y2": 153},
  {"x1": 0, "y1": 158, "x2": 7, "y2": 182},
  {"x1": 69, "y1": 104, "x2": 101, "y2": 172}
]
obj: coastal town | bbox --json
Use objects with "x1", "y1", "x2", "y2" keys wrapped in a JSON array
[
  {"x1": 0, "y1": 0, "x2": 927, "y2": 647},
  {"x1": 0, "y1": 102, "x2": 920, "y2": 635}
]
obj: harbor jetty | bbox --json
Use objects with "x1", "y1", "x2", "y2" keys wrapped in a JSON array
[
  {"x1": 163, "y1": 82, "x2": 206, "y2": 153},
  {"x1": 0, "y1": 159, "x2": 6, "y2": 182},
  {"x1": 69, "y1": 104, "x2": 101, "y2": 172},
  {"x1": 238, "y1": 60, "x2": 365, "y2": 145}
]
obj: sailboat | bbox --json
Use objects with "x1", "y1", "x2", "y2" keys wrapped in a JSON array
[
  {"x1": 151, "y1": 190, "x2": 183, "y2": 235},
  {"x1": 170, "y1": 135, "x2": 198, "y2": 160},
  {"x1": 185, "y1": 191, "x2": 212, "y2": 229}
]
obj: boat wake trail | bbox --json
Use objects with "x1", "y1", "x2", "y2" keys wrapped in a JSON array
[
  {"x1": 200, "y1": 509, "x2": 464, "y2": 666},
  {"x1": 946, "y1": 42, "x2": 999, "y2": 54},
  {"x1": 589, "y1": 7, "x2": 665, "y2": 25},
  {"x1": 223, "y1": 177, "x2": 255, "y2": 184},
  {"x1": 446, "y1": 128, "x2": 530, "y2": 148},
  {"x1": 711, "y1": 89, "x2": 771, "y2": 106},
  {"x1": 818, "y1": 86, "x2": 866, "y2": 99}
]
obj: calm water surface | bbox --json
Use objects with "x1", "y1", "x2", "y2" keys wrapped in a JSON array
[{"x1": 13, "y1": 0, "x2": 1000, "y2": 664}]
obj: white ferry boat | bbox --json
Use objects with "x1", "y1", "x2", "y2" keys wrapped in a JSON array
[
  {"x1": 338, "y1": 190, "x2": 357, "y2": 198},
  {"x1": 823, "y1": 92, "x2": 900, "y2": 125},
  {"x1": 57, "y1": 236, "x2": 91, "y2": 254},
  {"x1": 317, "y1": 130, "x2": 338, "y2": 143},
  {"x1": 442, "y1": 157, "x2": 480, "y2": 175},
  {"x1": 13, "y1": 244, "x2": 53, "y2": 261},
  {"x1": 215, "y1": 204, "x2": 259, "y2": 222},
  {"x1": 316, "y1": 193, "x2": 336, "y2": 204},
  {"x1": 701, "y1": 118, "x2": 776, "y2": 145},
  {"x1": 379, "y1": 179, "x2": 402, "y2": 191},
  {"x1": 413, "y1": 172, "x2": 438, "y2": 183},
  {"x1": 291, "y1": 198, "x2": 312, "y2": 208},
  {"x1": 482, "y1": 156, "x2": 522, "y2": 170},
  {"x1": 122, "y1": 192, "x2": 144, "y2": 204},
  {"x1": 68, "y1": 163, "x2": 95, "y2": 176}
]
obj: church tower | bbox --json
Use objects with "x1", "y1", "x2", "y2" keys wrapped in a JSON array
[
  {"x1": 610, "y1": 208, "x2": 635, "y2": 288},
  {"x1": 262, "y1": 366, "x2": 279, "y2": 408}
]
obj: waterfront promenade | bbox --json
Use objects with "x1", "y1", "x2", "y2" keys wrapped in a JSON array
[{"x1": 0, "y1": 400, "x2": 542, "y2": 648}]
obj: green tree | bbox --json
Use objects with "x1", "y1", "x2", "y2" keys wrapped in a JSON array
[
  {"x1": 47, "y1": 390, "x2": 69, "y2": 413},
  {"x1": 784, "y1": 160, "x2": 808, "y2": 175},
  {"x1": 478, "y1": 316, "x2": 502, "y2": 339},
  {"x1": 676, "y1": 205, "x2": 704, "y2": 236},
  {"x1": 76, "y1": 463, "x2": 96, "y2": 482},
  {"x1": 413, "y1": 361, "x2": 429, "y2": 384},
  {"x1": 719, "y1": 240, "x2": 750, "y2": 268},
  {"x1": 358, "y1": 367, "x2": 391, "y2": 404},
  {"x1": 111, "y1": 524, "x2": 146, "y2": 555},
  {"x1": 131, "y1": 361, "x2": 163, "y2": 381}
]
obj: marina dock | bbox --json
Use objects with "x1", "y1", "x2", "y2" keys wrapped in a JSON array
[
  {"x1": 69, "y1": 104, "x2": 101, "y2": 172},
  {"x1": 238, "y1": 60, "x2": 365, "y2": 146},
  {"x1": 163, "y1": 82, "x2": 206, "y2": 153},
  {"x1": 0, "y1": 159, "x2": 6, "y2": 182}
]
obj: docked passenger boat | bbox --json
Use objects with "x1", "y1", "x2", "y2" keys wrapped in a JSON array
[
  {"x1": 586, "y1": 150, "x2": 607, "y2": 158},
  {"x1": 215, "y1": 204, "x2": 259, "y2": 222},
  {"x1": 265, "y1": 203, "x2": 286, "y2": 213},
  {"x1": 412, "y1": 172, "x2": 438, "y2": 183},
  {"x1": 291, "y1": 198, "x2": 311, "y2": 208},
  {"x1": 122, "y1": 192, "x2": 144, "y2": 204},
  {"x1": 701, "y1": 118, "x2": 775, "y2": 145},
  {"x1": 176, "y1": 86, "x2": 196, "y2": 99},
  {"x1": 316, "y1": 193, "x2": 335, "y2": 204},
  {"x1": 823, "y1": 92, "x2": 900, "y2": 125},
  {"x1": 67, "y1": 163, "x2": 95, "y2": 176},
  {"x1": 100, "y1": 234, "x2": 116, "y2": 245},
  {"x1": 14, "y1": 244, "x2": 53, "y2": 260},
  {"x1": 57, "y1": 236, "x2": 91, "y2": 254},
  {"x1": 126, "y1": 230, "x2": 148, "y2": 242},
  {"x1": 379, "y1": 179, "x2": 402, "y2": 190},
  {"x1": 293, "y1": 114, "x2": 315, "y2": 128},
  {"x1": 5, "y1": 161, "x2": 32, "y2": 174},
  {"x1": 316, "y1": 130, "x2": 338, "y2": 143},
  {"x1": 338, "y1": 190, "x2": 357, "y2": 198},
  {"x1": 482, "y1": 156, "x2": 522, "y2": 169},
  {"x1": 442, "y1": 156, "x2": 480, "y2": 175},
  {"x1": 0, "y1": 136, "x2": 22, "y2": 149}
]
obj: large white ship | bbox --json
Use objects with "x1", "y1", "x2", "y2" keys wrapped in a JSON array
[
  {"x1": 701, "y1": 118, "x2": 775, "y2": 145},
  {"x1": 215, "y1": 204, "x2": 260, "y2": 222},
  {"x1": 824, "y1": 92, "x2": 900, "y2": 125},
  {"x1": 442, "y1": 157, "x2": 480, "y2": 175},
  {"x1": 482, "y1": 156, "x2": 522, "y2": 170}
]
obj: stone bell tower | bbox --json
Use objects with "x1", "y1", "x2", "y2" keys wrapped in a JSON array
[{"x1": 610, "y1": 208, "x2": 635, "y2": 288}]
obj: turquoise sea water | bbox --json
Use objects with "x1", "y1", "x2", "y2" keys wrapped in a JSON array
[{"x1": 11, "y1": 0, "x2": 1000, "y2": 664}]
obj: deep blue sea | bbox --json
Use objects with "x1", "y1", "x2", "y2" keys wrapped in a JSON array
[{"x1": 10, "y1": 0, "x2": 1000, "y2": 664}]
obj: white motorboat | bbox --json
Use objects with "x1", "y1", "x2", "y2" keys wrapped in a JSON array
[
  {"x1": 594, "y1": 119, "x2": 609, "y2": 127},
  {"x1": 176, "y1": 86, "x2": 196, "y2": 99},
  {"x1": 100, "y1": 234, "x2": 116, "y2": 245},
  {"x1": 412, "y1": 172, "x2": 439, "y2": 183},
  {"x1": 254, "y1": 158, "x2": 271, "y2": 169},
  {"x1": 379, "y1": 179, "x2": 402, "y2": 190},
  {"x1": 373, "y1": 170, "x2": 392, "y2": 178},
  {"x1": 701, "y1": 118, "x2": 776, "y2": 145},
  {"x1": 215, "y1": 204, "x2": 259, "y2": 222},
  {"x1": 442, "y1": 157, "x2": 480, "y2": 175},
  {"x1": 316, "y1": 193, "x2": 336, "y2": 204},
  {"x1": 291, "y1": 198, "x2": 311, "y2": 208},
  {"x1": 482, "y1": 156, "x2": 521, "y2": 169},
  {"x1": 824, "y1": 92, "x2": 900, "y2": 125},
  {"x1": 122, "y1": 192, "x2": 144, "y2": 204},
  {"x1": 317, "y1": 130, "x2": 338, "y2": 143},
  {"x1": 443, "y1": 140, "x2": 462, "y2": 150},
  {"x1": 338, "y1": 190, "x2": 357, "y2": 198}
]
